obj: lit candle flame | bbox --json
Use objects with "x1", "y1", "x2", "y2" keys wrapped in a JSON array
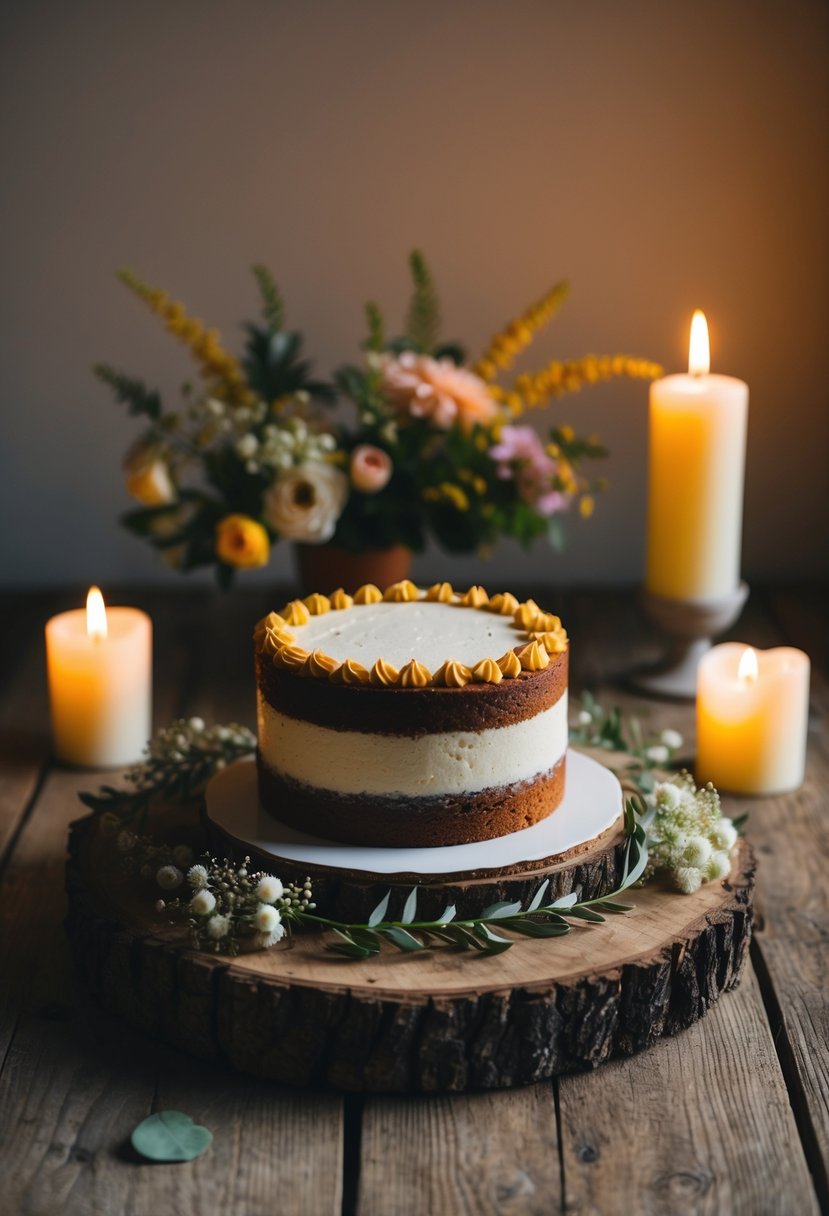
[
  {"x1": 688, "y1": 310, "x2": 710, "y2": 376},
  {"x1": 86, "y1": 586, "x2": 108, "y2": 640},
  {"x1": 737, "y1": 646, "x2": 758, "y2": 684}
]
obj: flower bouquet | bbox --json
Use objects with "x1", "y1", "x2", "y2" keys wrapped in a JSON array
[{"x1": 96, "y1": 255, "x2": 660, "y2": 586}]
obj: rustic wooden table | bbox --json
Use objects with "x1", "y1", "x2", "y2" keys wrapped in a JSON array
[{"x1": 1, "y1": 585, "x2": 826, "y2": 1216}]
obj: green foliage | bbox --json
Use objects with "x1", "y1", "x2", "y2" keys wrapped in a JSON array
[
  {"x1": 252, "y1": 263, "x2": 285, "y2": 331},
  {"x1": 131, "y1": 1112, "x2": 212, "y2": 1163},
  {"x1": 94, "y1": 363, "x2": 162, "y2": 420},
  {"x1": 405, "y1": 249, "x2": 441, "y2": 353},
  {"x1": 242, "y1": 323, "x2": 334, "y2": 405},
  {"x1": 364, "y1": 301, "x2": 385, "y2": 353}
]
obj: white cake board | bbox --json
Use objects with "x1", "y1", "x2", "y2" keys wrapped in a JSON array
[{"x1": 205, "y1": 749, "x2": 622, "y2": 878}]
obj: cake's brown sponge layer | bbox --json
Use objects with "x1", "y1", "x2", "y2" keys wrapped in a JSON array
[
  {"x1": 257, "y1": 754, "x2": 566, "y2": 847},
  {"x1": 255, "y1": 649, "x2": 568, "y2": 736}
]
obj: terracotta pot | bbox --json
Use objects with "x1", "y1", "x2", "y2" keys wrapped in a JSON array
[{"x1": 293, "y1": 543, "x2": 413, "y2": 595}]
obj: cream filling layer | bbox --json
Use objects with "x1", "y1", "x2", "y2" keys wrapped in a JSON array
[{"x1": 257, "y1": 693, "x2": 568, "y2": 798}]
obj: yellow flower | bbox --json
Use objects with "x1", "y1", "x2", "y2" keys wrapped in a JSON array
[
  {"x1": 475, "y1": 282, "x2": 570, "y2": 381},
  {"x1": 215, "y1": 514, "x2": 270, "y2": 568},
  {"x1": 579, "y1": 495, "x2": 595, "y2": 519},
  {"x1": 514, "y1": 355, "x2": 662, "y2": 407}
]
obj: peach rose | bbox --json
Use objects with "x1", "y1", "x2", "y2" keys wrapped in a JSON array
[{"x1": 350, "y1": 445, "x2": 393, "y2": 493}]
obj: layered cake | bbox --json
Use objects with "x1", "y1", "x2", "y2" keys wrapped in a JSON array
[{"x1": 253, "y1": 581, "x2": 569, "y2": 847}]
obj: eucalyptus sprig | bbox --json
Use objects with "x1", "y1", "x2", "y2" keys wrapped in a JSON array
[
  {"x1": 311, "y1": 797, "x2": 648, "y2": 959},
  {"x1": 79, "y1": 717, "x2": 255, "y2": 828}
]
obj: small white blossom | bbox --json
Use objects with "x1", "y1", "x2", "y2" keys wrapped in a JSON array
[
  {"x1": 258, "y1": 922, "x2": 286, "y2": 948},
  {"x1": 188, "y1": 717, "x2": 205, "y2": 733},
  {"x1": 206, "y1": 398, "x2": 225, "y2": 417},
  {"x1": 675, "y1": 866, "x2": 703, "y2": 895},
  {"x1": 187, "y1": 864, "x2": 209, "y2": 890},
  {"x1": 645, "y1": 744, "x2": 670, "y2": 765},
  {"x1": 207, "y1": 914, "x2": 232, "y2": 940},
  {"x1": 156, "y1": 865, "x2": 184, "y2": 891},
  {"x1": 711, "y1": 820, "x2": 738, "y2": 851},
  {"x1": 660, "y1": 728, "x2": 683, "y2": 751},
  {"x1": 191, "y1": 890, "x2": 217, "y2": 916},
  {"x1": 255, "y1": 903, "x2": 282, "y2": 934},
  {"x1": 577, "y1": 709, "x2": 593, "y2": 726},
  {"x1": 172, "y1": 844, "x2": 194, "y2": 868},
  {"x1": 116, "y1": 831, "x2": 135, "y2": 854},
  {"x1": 706, "y1": 851, "x2": 732, "y2": 881},
  {"x1": 256, "y1": 875, "x2": 284, "y2": 903},
  {"x1": 683, "y1": 835, "x2": 712, "y2": 868},
  {"x1": 155, "y1": 899, "x2": 166, "y2": 912},
  {"x1": 236, "y1": 433, "x2": 259, "y2": 459},
  {"x1": 654, "y1": 782, "x2": 682, "y2": 812}
]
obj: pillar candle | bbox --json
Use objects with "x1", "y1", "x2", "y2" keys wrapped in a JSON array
[
  {"x1": 45, "y1": 587, "x2": 152, "y2": 767},
  {"x1": 696, "y1": 643, "x2": 810, "y2": 794},
  {"x1": 646, "y1": 312, "x2": 748, "y2": 601}
]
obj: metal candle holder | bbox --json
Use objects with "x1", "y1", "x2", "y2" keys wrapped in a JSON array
[{"x1": 630, "y1": 581, "x2": 749, "y2": 701}]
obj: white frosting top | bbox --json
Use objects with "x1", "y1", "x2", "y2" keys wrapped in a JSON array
[{"x1": 287, "y1": 600, "x2": 524, "y2": 670}]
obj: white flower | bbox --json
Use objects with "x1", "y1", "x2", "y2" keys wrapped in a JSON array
[
  {"x1": 191, "y1": 890, "x2": 217, "y2": 916},
  {"x1": 156, "y1": 865, "x2": 184, "y2": 891},
  {"x1": 256, "y1": 875, "x2": 284, "y2": 903},
  {"x1": 577, "y1": 709, "x2": 593, "y2": 726},
  {"x1": 711, "y1": 820, "x2": 738, "y2": 851},
  {"x1": 674, "y1": 866, "x2": 703, "y2": 895},
  {"x1": 236, "y1": 433, "x2": 259, "y2": 459},
  {"x1": 683, "y1": 835, "x2": 712, "y2": 868},
  {"x1": 645, "y1": 745, "x2": 670, "y2": 765},
  {"x1": 660, "y1": 728, "x2": 683, "y2": 750},
  {"x1": 172, "y1": 844, "x2": 194, "y2": 868},
  {"x1": 706, "y1": 851, "x2": 732, "y2": 881},
  {"x1": 206, "y1": 398, "x2": 226, "y2": 417},
  {"x1": 258, "y1": 922, "x2": 286, "y2": 948},
  {"x1": 155, "y1": 899, "x2": 166, "y2": 912},
  {"x1": 262, "y1": 462, "x2": 349, "y2": 544},
  {"x1": 654, "y1": 782, "x2": 682, "y2": 812},
  {"x1": 116, "y1": 831, "x2": 135, "y2": 854},
  {"x1": 255, "y1": 903, "x2": 282, "y2": 934},
  {"x1": 187, "y1": 864, "x2": 209, "y2": 890},
  {"x1": 207, "y1": 914, "x2": 232, "y2": 940},
  {"x1": 188, "y1": 717, "x2": 205, "y2": 733}
]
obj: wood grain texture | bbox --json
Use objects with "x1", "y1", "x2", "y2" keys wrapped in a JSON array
[
  {"x1": 558, "y1": 965, "x2": 820, "y2": 1216},
  {"x1": 358, "y1": 1086, "x2": 561, "y2": 1216}
]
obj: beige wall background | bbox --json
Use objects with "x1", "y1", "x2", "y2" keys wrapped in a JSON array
[{"x1": 2, "y1": 0, "x2": 827, "y2": 588}]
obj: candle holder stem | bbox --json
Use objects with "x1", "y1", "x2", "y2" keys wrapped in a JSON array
[{"x1": 630, "y1": 582, "x2": 749, "y2": 701}]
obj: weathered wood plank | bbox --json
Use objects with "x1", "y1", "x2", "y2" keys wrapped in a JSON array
[
  {"x1": 358, "y1": 1085, "x2": 561, "y2": 1216},
  {"x1": 559, "y1": 964, "x2": 819, "y2": 1215}
]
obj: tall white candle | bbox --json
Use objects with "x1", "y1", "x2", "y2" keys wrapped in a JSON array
[
  {"x1": 45, "y1": 587, "x2": 152, "y2": 767},
  {"x1": 696, "y1": 643, "x2": 810, "y2": 794},
  {"x1": 646, "y1": 312, "x2": 748, "y2": 601}
]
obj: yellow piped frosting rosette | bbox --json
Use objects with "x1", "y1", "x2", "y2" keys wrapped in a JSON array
[{"x1": 253, "y1": 581, "x2": 568, "y2": 688}]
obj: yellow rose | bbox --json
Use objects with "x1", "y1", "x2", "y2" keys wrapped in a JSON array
[{"x1": 215, "y1": 514, "x2": 270, "y2": 568}]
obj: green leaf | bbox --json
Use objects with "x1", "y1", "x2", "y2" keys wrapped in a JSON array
[
  {"x1": 550, "y1": 892, "x2": 579, "y2": 909},
  {"x1": 347, "y1": 927, "x2": 383, "y2": 951},
  {"x1": 131, "y1": 1111, "x2": 212, "y2": 1163},
  {"x1": 546, "y1": 515, "x2": 566, "y2": 553},
  {"x1": 481, "y1": 899, "x2": 523, "y2": 920},
  {"x1": 364, "y1": 300, "x2": 385, "y2": 352},
  {"x1": 594, "y1": 899, "x2": 635, "y2": 914},
  {"x1": 563, "y1": 907, "x2": 606, "y2": 924},
  {"x1": 400, "y1": 887, "x2": 418, "y2": 924},
  {"x1": 382, "y1": 926, "x2": 425, "y2": 953},
  {"x1": 405, "y1": 249, "x2": 441, "y2": 353},
  {"x1": 368, "y1": 890, "x2": 391, "y2": 927},
  {"x1": 94, "y1": 363, "x2": 162, "y2": 420},
  {"x1": 252, "y1": 263, "x2": 284, "y2": 331},
  {"x1": 473, "y1": 924, "x2": 514, "y2": 954},
  {"x1": 500, "y1": 919, "x2": 570, "y2": 938},
  {"x1": 435, "y1": 902, "x2": 456, "y2": 924},
  {"x1": 527, "y1": 879, "x2": 550, "y2": 912}
]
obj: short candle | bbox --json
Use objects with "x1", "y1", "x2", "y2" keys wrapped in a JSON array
[
  {"x1": 45, "y1": 587, "x2": 152, "y2": 767},
  {"x1": 646, "y1": 312, "x2": 749, "y2": 601},
  {"x1": 696, "y1": 643, "x2": 810, "y2": 794}
]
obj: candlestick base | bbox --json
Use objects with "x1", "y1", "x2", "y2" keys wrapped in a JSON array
[{"x1": 630, "y1": 582, "x2": 749, "y2": 701}]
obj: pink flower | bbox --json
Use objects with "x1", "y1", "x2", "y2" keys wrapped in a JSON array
[
  {"x1": 350, "y1": 444, "x2": 393, "y2": 493},
  {"x1": 379, "y1": 353, "x2": 497, "y2": 431},
  {"x1": 489, "y1": 425, "x2": 570, "y2": 518}
]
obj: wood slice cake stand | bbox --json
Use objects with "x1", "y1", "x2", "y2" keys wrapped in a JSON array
[{"x1": 65, "y1": 751, "x2": 755, "y2": 1093}]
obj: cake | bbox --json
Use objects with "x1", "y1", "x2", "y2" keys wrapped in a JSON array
[{"x1": 253, "y1": 580, "x2": 569, "y2": 848}]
